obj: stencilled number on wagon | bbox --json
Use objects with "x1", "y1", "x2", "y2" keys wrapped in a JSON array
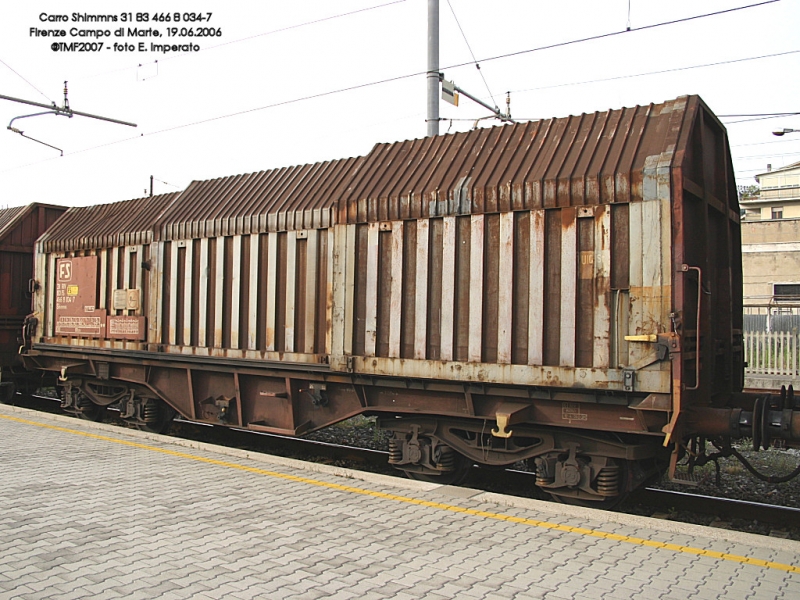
[
  {"x1": 562, "y1": 402, "x2": 587, "y2": 422},
  {"x1": 58, "y1": 260, "x2": 72, "y2": 281}
]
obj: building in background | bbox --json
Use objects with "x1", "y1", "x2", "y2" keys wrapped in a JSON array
[
  {"x1": 740, "y1": 161, "x2": 800, "y2": 221},
  {"x1": 740, "y1": 161, "x2": 800, "y2": 305},
  {"x1": 739, "y1": 163, "x2": 800, "y2": 387}
]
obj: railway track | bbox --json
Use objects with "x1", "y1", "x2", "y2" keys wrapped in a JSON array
[{"x1": 9, "y1": 392, "x2": 800, "y2": 538}]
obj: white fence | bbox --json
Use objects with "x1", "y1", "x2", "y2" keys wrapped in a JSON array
[{"x1": 743, "y1": 330, "x2": 799, "y2": 377}]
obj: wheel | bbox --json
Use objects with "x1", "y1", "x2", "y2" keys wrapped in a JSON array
[
  {"x1": 74, "y1": 401, "x2": 107, "y2": 422},
  {"x1": 131, "y1": 401, "x2": 176, "y2": 434},
  {"x1": 405, "y1": 451, "x2": 473, "y2": 485},
  {"x1": 547, "y1": 460, "x2": 630, "y2": 510},
  {"x1": 61, "y1": 388, "x2": 106, "y2": 422}
]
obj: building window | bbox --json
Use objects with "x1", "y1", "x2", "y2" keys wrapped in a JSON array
[
  {"x1": 772, "y1": 207, "x2": 784, "y2": 219},
  {"x1": 774, "y1": 284, "x2": 800, "y2": 300}
]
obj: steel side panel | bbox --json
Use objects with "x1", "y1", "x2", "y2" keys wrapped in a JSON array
[
  {"x1": 343, "y1": 224, "x2": 356, "y2": 356},
  {"x1": 214, "y1": 237, "x2": 224, "y2": 349},
  {"x1": 440, "y1": 216, "x2": 456, "y2": 361},
  {"x1": 304, "y1": 229, "x2": 318, "y2": 355},
  {"x1": 657, "y1": 151, "x2": 674, "y2": 327},
  {"x1": 414, "y1": 219, "x2": 429, "y2": 360},
  {"x1": 330, "y1": 209, "x2": 671, "y2": 393},
  {"x1": 122, "y1": 247, "x2": 131, "y2": 309},
  {"x1": 45, "y1": 254, "x2": 56, "y2": 338},
  {"x1": 284, "y1": 231, "x2": 297, "y2": 353},
  {"x1": 330, "y1": 224, "x2": 346, "y2": 358},
  {"x1": 151, "y1": 242, "x2": 163, "y2": 345},
  {"x1": 497, "y1": 212, "x2": 514, "y2": 364},
  {"x1": 627, "y1": 202, "x2": 643, "y2": 367},
  {"x1": 388, "y1": 222, "x2": 403, "y2": 358},
  {"x1": 593, "y1": 207, "x2": 611, "y2": 369},
  {"x1": 468, "y1": 215, "x2": 484, "y2": 363},
  {"x1": 198, "y1": 238, "x2": 209, "y2": 347},
  {"x1": 134, "y1": 245, "x2": 143, "y2": 297},
  {"x1": 635, "y1": 158, "x2": 669, "y2": 367},
  {"x1": 248, "y1": 234, "x2": 260, "y2": 350},
  {"x1": 98, "y1": 249, "x2": 107, "y2": 310},
  {"x1": 183, "y1": 241, "x2": 193, "y2": 346},
  {"x1": 266, "y1": 233, "x2": 278, "y2": 351},
  {"x1": 349, "y1": 356, "x2": 669, "y2": 391},
  {"x1": 528, "y1": 210, "x2": 545, "y2": 365},
  {"x1": 230, "y1": 235, "x2": 242, "y2": 350},
  {"x1": 559, "y1": 209, "x2": 577, "y2": 367},
  {"x1": 168, "y1": 243, "x2": 179, "y2": 345},
  {"x1": 364, "y1": 223, "x2": 379, "y2": 357},
  {"x1": 325, "y1": 228, "x2": 334, "y2": 355},
  {"x1": 33, "y1": 248, "x2": 46, "y2": 326},
  {"x1": 109, "y1": 247, "x2": 119, "y2": 312}
]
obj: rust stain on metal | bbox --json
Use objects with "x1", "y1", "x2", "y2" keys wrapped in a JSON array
[
  {"x1": 40, "y1": 194, "x2": 179, "y2": 254},
  {"x1": 158, "y1": 158, "x2": 362, "y2": 240}
]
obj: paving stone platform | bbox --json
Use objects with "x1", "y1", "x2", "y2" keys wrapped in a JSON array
[{"x1": 0, "y1": 403, "x2": 798, "y2": 600}]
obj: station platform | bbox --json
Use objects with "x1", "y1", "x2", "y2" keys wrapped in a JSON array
[{"x1": 1, "y1": 403, "x2": 798, "y2": 600}]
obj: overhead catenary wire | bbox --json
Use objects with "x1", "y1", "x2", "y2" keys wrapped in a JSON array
[
  {"x1": 442, "y1": 0, "x2": 782, "y2": 72},
  {"x1": 733, "y1": 150, "x2": 800, "y2": 160},
  {"x1": 0, "y1": 0, "x2": 785, "y2": 173},
  {"x1": 445, "y1": 0, "x2": 498, "y2": 111},
  {"x1": 724, "y1": 113, "x2": 800, "y2": 124},
  {"x1": 720, "y1": 112, "x2": 800, "y2": 117},
  {"x1": 153, "y1": 177, "x2": 181, "y2": 189},
  {"x1": 0, "y1": 57, "x2": 52, "y2": 103},
  {"x1": 733, "y1": 138, "x2": 800, "y2": 148},
  {"x1": 509, "y1": 49, "x2": 800, "y2": 96}
]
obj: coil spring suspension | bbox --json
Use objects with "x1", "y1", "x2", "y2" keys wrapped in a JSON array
[
  {"x1": 534, "y1": 456, "x2": 555, "y2": 486},
  {"x1": 388, "y1": 439, "x2": 402, "y2": 464},
  {"x1": 142, "y1": 400, "x2": 159, "y2": 423},
  {"x1": 595, "y1": 465, "x2": 620, "y2": 497},
  {"x1": 436, "y1": 446, "x2": 455, "y2": 471}
]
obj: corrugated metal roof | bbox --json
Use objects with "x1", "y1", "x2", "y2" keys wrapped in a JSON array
[
  {"x1": 0, "y1": 203, "x2": 67, "y2": 246},
  {"x1": 0, "y1": 205, "x2": 27, "y2": 242},
  {"x1": 339, "y1": 96, "x2": 697, "y2": 223},
  {"x1": 157, "y1": 157, "x2": 363, "y2": 240},
  {"x1": 39, "y1": 193, "x2": 181, "y2": 252}
]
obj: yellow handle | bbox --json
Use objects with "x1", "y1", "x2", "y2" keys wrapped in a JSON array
[{"x1": 624, "y1": 334, "x2": 658, "y2": 342}]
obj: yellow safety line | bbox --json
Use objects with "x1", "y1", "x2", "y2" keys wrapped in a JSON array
[{"x1": 3, "y1": 413, "x2": 800, "y2": 575}]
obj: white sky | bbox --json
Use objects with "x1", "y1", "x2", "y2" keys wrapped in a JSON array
[{"x1": 1, "y1": 0, "x2": 798, "y2": 209}]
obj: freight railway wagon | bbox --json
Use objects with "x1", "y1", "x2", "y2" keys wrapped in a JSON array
[
  {"x1": 0, "y1": 203, "x2": 66, "y2": 402},
  {"x1": 22, "y1": 96, "x2": 800, "y2": 505}
]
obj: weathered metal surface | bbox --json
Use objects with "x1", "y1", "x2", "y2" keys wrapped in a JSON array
[
  {"x1": 339, "y1": 99, "x2": 686, "y2": 223},
  {"x1": 157, "y1": 158, "x2": 362, "y2": 240},
  {"x1": 332, "y1": 96, "x2": 741, "y2": 404},
  {"x1": 342, "y1": 355, "x2": 671, "y2": 391},
  {"x1": 0, "y1": 203, "x2": 67, "y2": 368},
  {"x1": 38, "y1": 194, "x2": 179, "y2": 253},
  {"x1": 54, "y1": 256, "x2": 106, "y2": 337},
  {"x1": 107, "y1": 316, "x2": 146, "y2": 341},
  {"x1": 28, "y1": 96, "x2": 743, "y2": 445},
  {"x1": 150, "y1": 227, "x2": 334, "y2": 359},
  {"x1": 332, "y1": 202, "x2": 671, "y2": 393}
]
